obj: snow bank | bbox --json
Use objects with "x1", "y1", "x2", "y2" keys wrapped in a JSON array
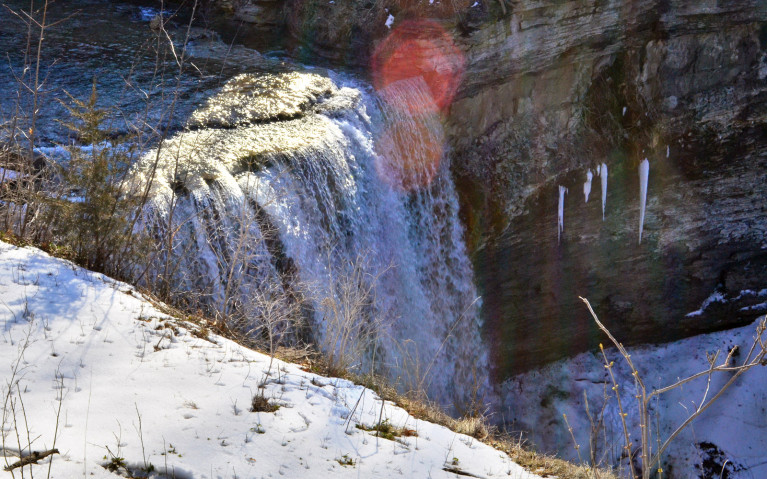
[
  {"x1": 501, "y1": 311, "x2": 767, "y2": 478},
  {"x1": 0, "y1": 241, "x2": 539, "y2": 479}
]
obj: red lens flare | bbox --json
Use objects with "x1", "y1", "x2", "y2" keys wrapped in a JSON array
[
  {"x1": 372, "y1": 19, "x2": 466, "y2": 114},
  {"x1": 375, "y1": 114, "x2": 445, "y2": 191}
]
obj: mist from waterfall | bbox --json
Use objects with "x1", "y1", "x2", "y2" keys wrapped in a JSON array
[{"x1": 131, "y1": 72, "x2": 488, "y2": 409}]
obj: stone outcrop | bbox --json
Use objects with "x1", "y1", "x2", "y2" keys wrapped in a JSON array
[{"x1": 213, "y1": 0, "x2": 767, "y2": 380}]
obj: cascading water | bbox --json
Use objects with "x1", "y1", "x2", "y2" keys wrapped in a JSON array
[{"x1": 131, "y1": 71, "x2": 487, "y2": 409}]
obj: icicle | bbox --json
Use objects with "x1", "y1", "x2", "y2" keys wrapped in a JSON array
[
  {"x1": 638, "y1": 159, "x2": 649, "y2": 244},
  {"x1": 558, "y1": 185, "x2": 567, "y2": 243},
  {"x1": 583, "y1": 169, "x2": 593, "y2": 203},
  {"x1": 600, "y1": 163, "x2": 607, "y2": 220},
  {"x1": 622, "y1": 107, "x2": 627, "y2": 116},
  {"x1": 666, "y1": 145, "x2": 670, "y2": 158}
]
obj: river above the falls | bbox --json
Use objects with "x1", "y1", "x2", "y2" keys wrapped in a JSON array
[{"x1": 0, "y1": 0, "x2": 285, "y2": 146}]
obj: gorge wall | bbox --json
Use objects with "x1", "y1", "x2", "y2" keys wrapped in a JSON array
[
  {"x1": 219, "y1": 0, "x2": 767, "y2": 381},
  {"x1": 448, "y1": 0, "x2": 767, "y2": 380}
]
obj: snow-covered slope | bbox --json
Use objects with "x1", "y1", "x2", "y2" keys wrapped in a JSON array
[
  {"x1": 501, "y1": 310, "x2": 767, "y2": 478},
  {"x1": 0, "y1": 241, "x2": 540, "y2": 479}
]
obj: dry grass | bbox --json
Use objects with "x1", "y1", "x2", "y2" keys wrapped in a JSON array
[
  {"x1": 250, "y1": 394, "x2": 280, "y2": 413},
  {"x1": 355, "y1": 419, "x2": 417, "y2": 441}
]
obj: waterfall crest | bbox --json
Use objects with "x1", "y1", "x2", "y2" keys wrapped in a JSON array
[{"x1": 131, "y1": 71, "x2": 488, "y2": 408}]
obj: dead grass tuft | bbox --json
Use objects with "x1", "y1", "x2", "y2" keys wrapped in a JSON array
[{"x1": 250, "y1": 394, "x2": 280, "y2": 413}]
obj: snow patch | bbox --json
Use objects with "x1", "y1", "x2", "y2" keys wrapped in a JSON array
[
  {"x1": 741, "y1": 302, "x2": 767, "y2": 312},
  {"x1": 686, "y1": 290, "x2": 726, "y2": 317},
  {"x1": 385, "y1": 14, "x2": 394, "y2": 29},
  {"x1": 0, "y1": 167, "x2": 19, "y2": 182}
]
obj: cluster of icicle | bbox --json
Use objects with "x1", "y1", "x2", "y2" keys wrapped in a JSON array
[{"x1": 558, "y1": 159, "x2": 650, "y2": 244}]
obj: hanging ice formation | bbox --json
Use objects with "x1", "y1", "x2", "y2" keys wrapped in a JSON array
[
  {"x1": 599, "y1": 163, "x2": 607, "y2": 220},
  {"x1": 638, "y1": 158, "x2": 650, "y2": 243},
  {"x1": 583, "y1": 169, "x2": 593, "y2": 203},
  {"x1": 129, "y1": 72, "x2": 487, "y2": 408},
  {"x1": 558, "y1": 185, "x2": 567, "y2": 243}
]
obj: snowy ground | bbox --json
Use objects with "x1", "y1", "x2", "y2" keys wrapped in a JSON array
[
  {"x1": 502, "y1": 308, "x2": 767, "y2": 478},
  {"x1": 0, "y1": 241, "x2": 541, "y2": 479}
]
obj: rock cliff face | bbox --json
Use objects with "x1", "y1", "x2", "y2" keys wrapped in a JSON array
[
  {"x1": 219, "y1": 0, "x2": 767, "y2": 380},
  {"x1": 447, "y1": 0, "x2": 767, "y2": 378}
]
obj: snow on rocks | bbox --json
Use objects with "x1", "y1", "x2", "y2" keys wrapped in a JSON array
[
  {"x1": 686, "y1": 290, "x2": 726, "y2": 317},
  {"x1": 0, "y1": 241, "x2": 540, "y2": 479},
  {"x1": 502, "y1": 312, "x2": 767, "y2": 478}
]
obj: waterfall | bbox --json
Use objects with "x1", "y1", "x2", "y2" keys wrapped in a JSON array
[{"x1": 130, "y1": 72, "x2": 487, "y2": 408}]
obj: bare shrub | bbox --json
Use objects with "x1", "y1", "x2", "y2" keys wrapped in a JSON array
[
  {"x1": 314, "y1": 251, "x2": 387, "y2": 377},
  {"x1": 581, "y1": 297, "x2": 767, "y2": 479}
]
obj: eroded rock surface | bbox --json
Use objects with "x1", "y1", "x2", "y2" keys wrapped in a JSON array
[{"x1": 447, "y1": 0, "x2": 767, "y2": 377}]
